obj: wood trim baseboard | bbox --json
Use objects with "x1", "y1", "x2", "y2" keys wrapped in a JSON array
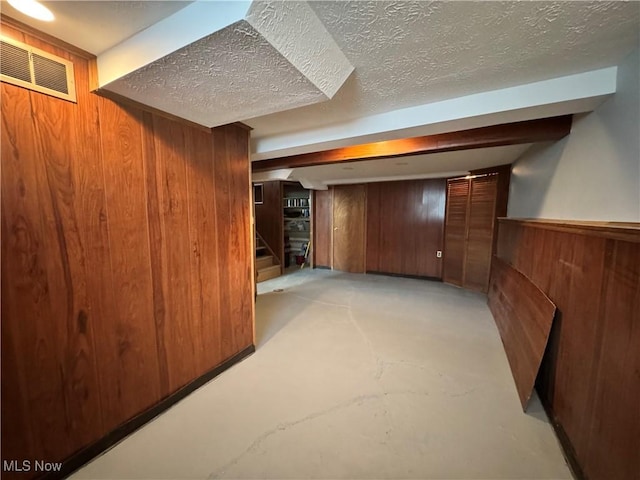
[
  {"x1": 538, "y1": 398, "x2": 586, "y2": 480},
  {"x1": 366, "y1": 271, "x2": 443, "y2": 282},
  {"x1": 499, "y1": 218, "x2": 640, "y2": 243},
  {"x1": 37, "y1": 345, "x2": 255, "y2": 480}
]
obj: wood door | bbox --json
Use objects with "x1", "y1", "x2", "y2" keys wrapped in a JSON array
[
  {"x1": 313, "y1": 189, "x2": 333, "y2": 268},
  {"x1": 465, "y1": 175, "x2": 498, "y2": 292},
  {"x1": 443, "y1": 178, "x2": 470, "y2": 286},
  {"x1": 332, "y1": 185, "x2": 366, "y2": 273}
]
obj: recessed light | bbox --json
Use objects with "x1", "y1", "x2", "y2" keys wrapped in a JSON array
[
  {"x1": 343, "y1": 167, "x2": 354, "y2": 170},
  {"x1": 8, "y1": 0, "x2": 54, "y2": 21},
  {"x1": 396, "y1": 162, "x2": 409, "y2": 166}
]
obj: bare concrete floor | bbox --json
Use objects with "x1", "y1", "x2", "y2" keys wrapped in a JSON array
[{"x1": 71, "y1": 269, "x2": 571, "y2": 480}]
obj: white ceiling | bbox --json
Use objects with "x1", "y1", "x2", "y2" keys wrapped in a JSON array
[
  {"x1": 0, "y1": 1, "x2": 191, "y2": 55},
  {"x1": 3, "y1": 1, "x2": 638, "y2": 186}
]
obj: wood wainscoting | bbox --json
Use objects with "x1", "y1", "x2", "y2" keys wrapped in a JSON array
[
  {"x1": 1, "y1": 21, "x2": 254, "y2": 479},
  {"x1": 495, "y1": 218, "x2": 640, "y2": 480}
]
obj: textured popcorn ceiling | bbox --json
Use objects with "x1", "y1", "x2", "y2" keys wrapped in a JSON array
[
  {"x1": 102, "y1": 1, "x2": 353, "y2": 128},
  {"x1": 106, "y1": 21, "x2": 329, "y2": 128},
  {"x1": 246, "y1": 1, "x2": 353, "y2": 98},
  {"x1": 247, "y1": 1, "x2": 640, "y2": 139}
]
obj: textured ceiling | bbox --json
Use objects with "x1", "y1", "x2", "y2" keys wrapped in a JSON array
[
  {"x1": 247, "y1": 1, "x2": 640, "y2": 139},
  {"x1": 105, "y1": 21, "x2": 329, "y2": 128},
  {"x1": 0, "y1": 1, "x2": 191, "y2": 55},
  {"x1": 102, "y1": 1, "x2": 353, "y2": 128}
]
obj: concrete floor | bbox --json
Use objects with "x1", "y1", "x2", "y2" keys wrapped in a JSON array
[{"x1": 71, "y1": 269, "x2": 572, "y2": 480}]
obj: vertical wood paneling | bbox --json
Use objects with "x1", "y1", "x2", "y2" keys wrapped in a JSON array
[
  {"x1": 150, "y1": 115, "x2": 198, "y2": 392},
  {"x1": 333, "y1": 184, "x2": 366, "y2": 273},
  {"x1": 313, "y1": 188, "x2": 333, "y2": 268},
  {"x1": 1, "y1": 81, "x2": 71, "y2": 459},
  {"x1": 364, "y1": 183, "x2": 381, "y2": 272},
  {"x1": 141, "y1": 112, "x2": 171, "y2": 398},
  {"x1": 255, "y1": 181, "x2": 283, "y2": 264},
  {"x1": 1, "y1": 198, "x2": 35, "y2": 479},
  {"x1": 212, "y1": 125, "x2": 253, "y2": 359},
  {"x1": 586, "y1": 240, "x2": 640, "y2": 479},
  {"x1": 496, "y1": 219, "x2": 640, "y2": 480},
  {"x1": 365, "y1": 179, "x2": 446, "y2": 277},
  {"x1": 29, "y1": 77, "x2": 105, "y2": 450},
  {"x1": 97, "y1": 97, "x2": 162, "y2": 425},
  {"x1": 223, "y1": 125, "x2": 253, "y2": 355},
  {"x1": 443, "y1": 178, "x2": 469, "y2": 286},
  {"x1": 1, "y1": 23, "x2": 255, "y2": 477},
  {"x1": 185, "y1": 127, "x2": 223, "y2": 374}
]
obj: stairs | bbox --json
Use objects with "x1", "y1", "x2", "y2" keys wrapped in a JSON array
[{"x1": 256, "y1": 235, "x2": 281, "y2": 282}]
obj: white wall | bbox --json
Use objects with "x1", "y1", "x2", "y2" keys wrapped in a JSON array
[{"x1": 508, "y1": 48, "x2": 640, "y2": 222}]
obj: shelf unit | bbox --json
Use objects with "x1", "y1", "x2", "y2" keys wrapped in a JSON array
[{"x1": 283, "y1": 183, "x2": 311, "y2": 267}]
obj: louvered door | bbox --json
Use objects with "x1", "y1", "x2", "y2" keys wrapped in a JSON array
[
  {"x1": 443, "y1": 178, "x2": 470, "y2": 286},
  {"x1": 465, "y1": 175, "x2": 498, "y2": 291},
  {"x1": 443, "y1": 174, "x2": 501, "y2": 293}
]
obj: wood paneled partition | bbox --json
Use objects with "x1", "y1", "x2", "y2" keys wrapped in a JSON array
[
  {"x1": 1, "y1": 22, "x2": 254, "y2": 479},
  {"x1": 366, "y1": 179, "x2": 446, "y2": 277},
  {"x1": 496, "y1": 219, "x2": 640, "y2": 480},
  {"x1": 312, "y1": 180, "x2": 446, "y2": 277}
]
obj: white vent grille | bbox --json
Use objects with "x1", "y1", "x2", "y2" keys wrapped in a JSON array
[{"x1": 1, "y1": 36, "x2": 76, "y2": 102}]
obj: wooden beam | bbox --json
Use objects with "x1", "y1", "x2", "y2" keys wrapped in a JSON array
[{"x1": 251, "y1": 115, "x2": 572, "y2": 172}]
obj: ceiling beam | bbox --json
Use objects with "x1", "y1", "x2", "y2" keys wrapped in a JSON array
[{"x1": 251, "y1": 115, "x2": 572, "y2": 172}]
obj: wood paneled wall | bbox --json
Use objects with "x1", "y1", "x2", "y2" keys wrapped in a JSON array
[
  {"x1": 367, "y1": 179, "x2": 446, "y2": 277},
  {"x1": 496, "y1": 219, "x2": 640, "y2": 480},
  {"x1": 1, "y1": 23, "x2": 254, "y2": 478},
  {"x1": 254, "y1": 181, "x2": 283, "y2": 264},
  {"x1": 312, "y1": 180, "x2": 446, "y2": 277}
]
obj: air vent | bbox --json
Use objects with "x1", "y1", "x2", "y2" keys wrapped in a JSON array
[{"x1": 1, "y1": 36, "x2": 76, "y2": 102}]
